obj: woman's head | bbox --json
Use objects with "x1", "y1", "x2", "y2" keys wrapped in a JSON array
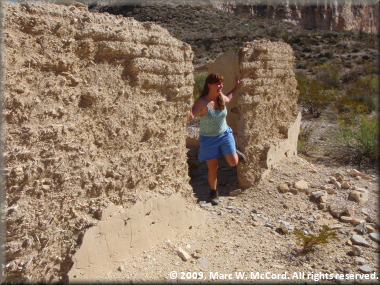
[
  {"x1": 201, "y1": 73, "x2": 226, "y2": 110},
  {"x1": 201, "y1": 73, "x2": 224, "y2": 98}
]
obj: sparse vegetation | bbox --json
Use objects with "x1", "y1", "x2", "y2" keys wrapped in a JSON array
[
  {"x1": 325, "y1": 113, "x2": 379, "y2": 168},
  {"x1": 193, "y1": 73, "x2": 207, "y2": 100},
  {"x1": 294, "y1": 225, "x2": 340, "y2": 253}
]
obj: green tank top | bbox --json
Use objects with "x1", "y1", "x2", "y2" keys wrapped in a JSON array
[{"x1": 199, "y1": 97, "x2": 228, "y2": 136}]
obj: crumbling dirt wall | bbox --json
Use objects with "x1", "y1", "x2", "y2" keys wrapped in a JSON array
[
  {"x1": 236, "y1": 40, "x2": 301, "y2": 188},
  {"x1": 2, "y1": 2, "x2": 194, "y2": 282}
]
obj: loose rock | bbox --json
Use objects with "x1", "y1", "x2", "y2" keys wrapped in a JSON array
[
  {"x1": 277, "y1": 184, "x2": 289, "y2": 193},
  {"x1": 351, "y1": 235, "x2": 371, "y2": 247},
  {"x1": 177, "y1": 248, "x2": 191, "y2": 261},
  {"x1": 352, "y1": 245, "x2": 362, "y2": 256},
  {"x1": 294, "y1": 180, "x2": 308, "y2": 191},
  {"x1": 359, "y1": 265, "x2": 373, "y2": 274},
  {"x1": 369, "y1": 233, "x2": 380, "y2": 243}
]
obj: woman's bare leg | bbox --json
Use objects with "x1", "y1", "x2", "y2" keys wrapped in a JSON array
[
  {"x1": 224, "y1": 153, "x2": 238, "y2": 167},
  {"x1": 206, "y1": 157, "x2": 219, "y2": 189}
]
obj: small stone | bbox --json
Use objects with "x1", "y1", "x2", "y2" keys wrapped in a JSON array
[
  {"x1": 358, "y1": 265, "x2": 373, "y2": 274},
  {"x1": 318, "y1": 203, "x2": 329, "y2": 211},
  {"x1": 198, "y1": 258, "x2": 209, "y2": 267},
  {"x1": 191, "y1": 252, "x2": 201, "y2": 259},
  {"x1": 289, "y1": 188, "x2": 298, "y2": 195},
  {"x1": 369, "y1": 233, "x2": 380, "y2": 243},
  {"x1": 351, "y1": 235, "x2": 371, "y2": 247},
  {"x1": 229, "y1": 189, "x2": 242, "y2": 196},
  {"x1": 325, "y1": 187, "x2": 336, "y2": 194},
  {"x1": 334, "y1": 181, "x2": 341, "y2": 189},
  {"x1": 281, "y1": 223, "x2": 289, "y2": 234},
  {"x1": 200, "y1": 203, "x2": 211, "y2": 208},
  {"x1": 252, "y1": 215, "x2": 258, "y2": 221},
  {"x1": 329, "y1": 176, "x2": 337, "y2": 184},
  {"x1": 334, "y1": 172, "x2": 344, "y2": 181},
  {"x1": 329, "y1": 204, "x2": 352, "y2": 218},
  {"x1": 277, "y1": 184, "x2": 289, "y2": 193},
  {"x1": 311, "y1": 190, "x2": 327, "y2": 199},
  {"x1": 354, "y1": 257, "x2": 366, "y2": 265},
  {"x1": 355, "y1": 222, "x2": 368, "y2": 234},
  {"x1": 341, "y1": 181, "x2": 352, "y2": 189},
  {"x1": 348, "y1": 169, "x2": 361, "y2": 177},
  {"x1": 341, "y1": 216, "x2": 353, "y2": 223},
  {"x1": 252, "y1": 221, "x2": 259, "y2": 227},
  {"x1": 294, "y1": 180, "x2": 308, "y2": 191},
  {"x1": 330, "y1": 224, "x2": 342, "y2": 229},
  {"x1": 350, "y1": 218, "x2": 365, "y2": 226},
  {"x1": 352, "y1": 245, "x2": 362, "y2": 256},
  {"x1": 177, "y1": 248, "x2": 191, "y2": 261},
  {"x1": 118, "y1": 265, "x2": 124, "y2": 272}
]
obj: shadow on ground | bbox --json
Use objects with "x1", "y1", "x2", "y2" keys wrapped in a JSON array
[{"x1": 187, "y1": 146, "x2": 240, "y2": 204}]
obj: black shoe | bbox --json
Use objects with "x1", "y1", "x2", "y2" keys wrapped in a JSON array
[
  {"x1": 210, "y1": 189, "x2": 219, "y2": 206},
  {"x1": 236, "y1": 149, "x2": 247, "y2": 164}
]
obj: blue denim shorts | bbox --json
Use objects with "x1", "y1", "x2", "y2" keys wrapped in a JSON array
[{"x1": 198, "y1": 126, "x2": 236, "y2": 162}]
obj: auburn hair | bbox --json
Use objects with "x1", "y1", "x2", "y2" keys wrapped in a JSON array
[{"x1": 200, "y1": 73, "x2": 225, "y2": 111}]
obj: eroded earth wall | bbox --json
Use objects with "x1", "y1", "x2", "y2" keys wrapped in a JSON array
[
  {"x1": 2, "y1": 2, "x2": 194, "y2": 282},
  {"x1": 236, "y1": 40, "x2": 301, "y2": 188}
]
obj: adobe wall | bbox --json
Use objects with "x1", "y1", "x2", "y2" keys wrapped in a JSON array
[
  {"x1": 2, "y1": 2, "x2": 195, "y2": 282},
  {"x1": 236, "y1": 40, "x2": 301, "y2": 188}
]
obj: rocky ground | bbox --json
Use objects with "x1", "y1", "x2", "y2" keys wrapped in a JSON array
[{"x1": 95, "y1": 130, "x2": 379, "y2": 283}]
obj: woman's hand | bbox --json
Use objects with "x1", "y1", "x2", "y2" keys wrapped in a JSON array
[{"x1": 235, "y1": 75, "x2": 243, "y2": 89}]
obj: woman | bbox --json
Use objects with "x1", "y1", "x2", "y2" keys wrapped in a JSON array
[{"x1": 188, "y1": 73, "x2": 245, "y2": 205}]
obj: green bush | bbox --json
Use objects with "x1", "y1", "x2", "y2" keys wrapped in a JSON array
[
  {"x1": 193, "y1": 73, "x2": 208, "y2": 100},
  {"x1": 325, "y1": 114, "x2": 379, "y2": 167},
  {"x1": 294, "y1": 225, "x2": 340, "y2": 253},
  {"x1": 296, "y1": 72, "x2": 336, "y2": 116},
  {"x1": 296, "y1": 62, "x2": 307, "y2": 69},
  {"x1": 315, "y1": 63, "x2": 340, "y2": 89}
]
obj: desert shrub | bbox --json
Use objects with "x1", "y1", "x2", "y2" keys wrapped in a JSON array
[
  {"x1": 302, "y1": 46, "x2": 312, "y2": 52},
  {"x1": 343, "y1": 62, "x2": 353, "y2": 69},
  {"x1": 325, "y1": 113, "x2": 379, "y2": 167},
  {"x1": 318, "y1": 57, "x2": 329, "y2": 63},
  {"x1": 315, "y1": 62, "x2": 340, "y2": 89},
  {"x1": 294, "y1": 225, "x2": 340, "y2": 253},
  {"x1": 296, "y1": 72, "x2": 337, "y2": 116},
  {"x1": 338, "y1": 76, "x2": 379, "y2": 113},
  {"x1": 193, "y1": 73, "x2": 208, "y2": 100},
  {"x1": 318, "y1": 51, "x2": 333, "y2": 59},
  {"x1": 298, "y1": 125, "x2": 317, "y2": 155},
  {"x1": 296, "y1": 61, "x2": 307, "y2": 69}
]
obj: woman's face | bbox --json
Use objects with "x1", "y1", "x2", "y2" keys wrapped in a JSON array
[{"x1": 208, "y1": 81, "x2": 223, "y2": 95}]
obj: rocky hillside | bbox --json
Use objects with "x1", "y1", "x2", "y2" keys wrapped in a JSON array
[{"x1": 215, "y1": 1, "x2": 379, "y2": 34}]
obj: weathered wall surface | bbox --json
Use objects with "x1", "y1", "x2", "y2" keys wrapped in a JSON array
[
  {"x1": 215, "y1": 0, "x2": 379, "y2": 34},
  {"x1": 236, "y1": 40, "x2": 300, "y2": 188},
  {"x1": 2, "y1": 2, "x2": 194, "y2": 282}
]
